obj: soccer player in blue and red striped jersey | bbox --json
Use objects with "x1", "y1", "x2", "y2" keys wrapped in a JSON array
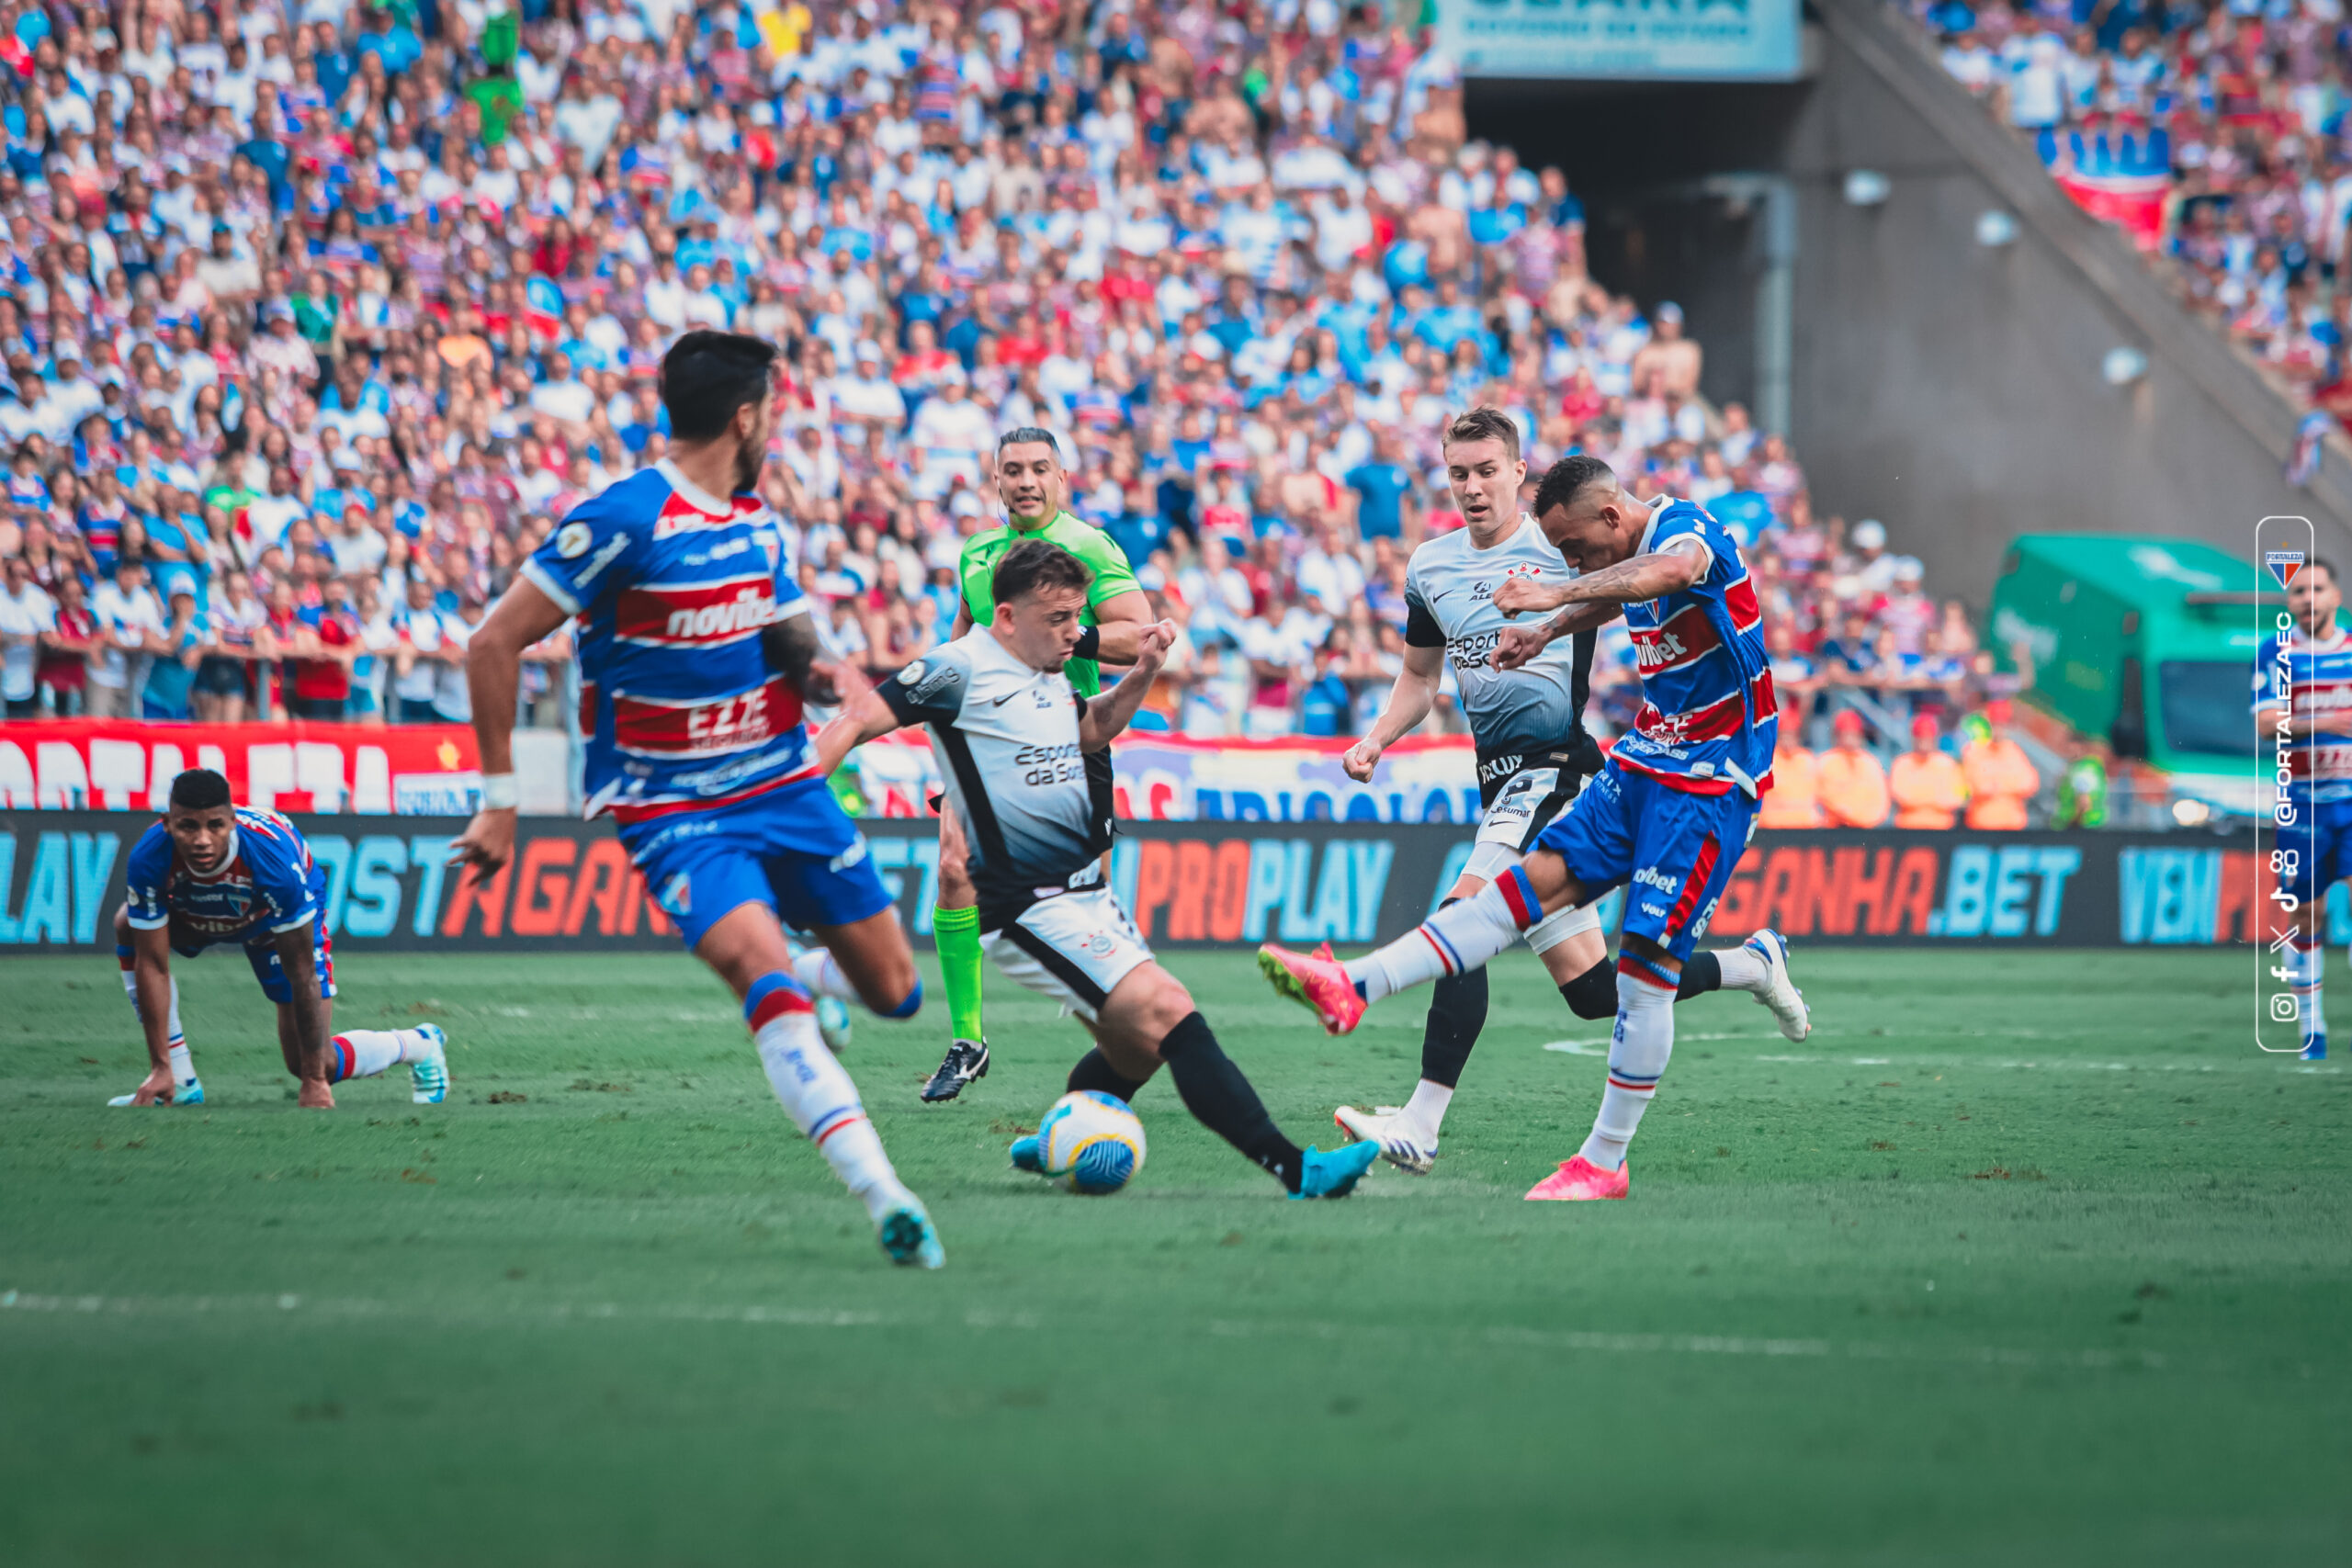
[
  {"x1": 111, "y1": 768, "x2": 449, "y2": 1110},
  {"x1": 1261, "y1": 456, "x2": 1792, "y2": 1200},
  {"x1": 2255, "y1": 556, "x2": 2352, "y2": 1060},
  {"x1": 447, "y1": 330, "x2": 943, "y2": 1269}
]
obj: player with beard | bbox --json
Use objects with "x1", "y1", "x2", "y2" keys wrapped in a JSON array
[{"x1": 449, "y1": 330, "x2": 945, "y2": 1269}]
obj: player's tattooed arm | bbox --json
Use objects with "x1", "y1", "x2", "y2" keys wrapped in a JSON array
[
  {"x1": 1490, "y1": 603, "x2": 1623, "y2": 671},
  {"x1": 763, "y1": 610, "x2": 844, "y2": 705},
  {"x1": 1080, "y1": 619, "x2": 1177, "y2": 750}
]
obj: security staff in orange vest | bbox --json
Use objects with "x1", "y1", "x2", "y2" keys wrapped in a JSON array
[
  {"x1": 1890, "y1": 711, "x2": 1968, "y2": 829},
  {"x1": 1758, "y1": 731, "x2": 1824, "y2": 828},
  {"x1": 1816, "y1": 708, "x2": 1891, "y2": 829},
  {"x1": 1962, "y1": 698, "x2": 2039, "y2": 830}
]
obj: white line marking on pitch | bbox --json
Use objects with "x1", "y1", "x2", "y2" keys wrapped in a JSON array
[{"x1": 0, "y1": 1289, "x2": 2166, "y2": 1373}]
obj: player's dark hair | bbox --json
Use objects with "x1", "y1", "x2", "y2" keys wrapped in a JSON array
[
  {"x1": 168, "y1": 768, "x2": 232, "y2": 812},
  {"x1": 997, "y1": 426, "x2": 1061, "y2": 457},
  {"x1": 1533, "y1": 455, "x2": 1619, "y2": 520},
  {"x1": 659, "y1": 331, "x2": 777, "y2": 442},
  {"x1": 2312, "y1": 557, "x2": 2339, "y2": 586},
  {"x1": 993, "y1": 537, "x2": 1092, "y2": 604},
  {"x1": 1443, "y1": 406, "x2": 1521, "y2": 462}
]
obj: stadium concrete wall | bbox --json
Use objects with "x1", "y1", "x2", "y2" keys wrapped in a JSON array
[
  {"x1": 1470, "y1": 0, "x2": 2352, "y2": 606},
  {"x1": 1780, "y1": 0, "x2": 2352, "y2": 606},
  {"x1": 0, "y1": 813, "x2": 2269, "y2": 954}
]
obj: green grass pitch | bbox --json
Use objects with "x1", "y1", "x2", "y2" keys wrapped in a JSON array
[{"x1": 0, "y1": 945, "x2": 2344, "y2": 1567}]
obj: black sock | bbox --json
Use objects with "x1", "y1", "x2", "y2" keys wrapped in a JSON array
[
  {"x1": 1420, "y1": 964, "x2": 1487, "y2": 1088},
  {"x1": 1067, "y1": 1047, "x2": 1149, "y2": 1102},
  {"x1": 1677, "y1": 951, "x2": 1722, "y2": 999},
  {"x1": 1560, "y1": 957, "x2": 1618, "y2": 1020},
  {"x1": 1157, "y1": 1010, "x2": 1305, "y2": 1191},
  {"x1": 1562, "y1": 952, "x2": 1722, "y2": 1018}
]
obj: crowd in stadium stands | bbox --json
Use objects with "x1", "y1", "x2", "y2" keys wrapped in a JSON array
[
  {"x1": 1915, "y1": 0, "x2": 2352, "y2": 400},
  {"x1": 0, "y1": 0, "x2": 2028, "y2": 811}
]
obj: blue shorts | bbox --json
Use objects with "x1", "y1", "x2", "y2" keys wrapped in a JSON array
[
  {"x1": 171, "y1": 922, "x2": 338, "y2": 1005},
  {"x1": 2278, "y1": 792, "x2": 2352, "y2": 895},
  {"x1": 1532, "y1": 761, "x2": 1758, "y2": 961},
  {"x1": 617, "y1": 775, "x2": 895, "y2": 953}
]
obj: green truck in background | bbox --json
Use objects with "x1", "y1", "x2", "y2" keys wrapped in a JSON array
[{"x1": 1987, "y1": 534, "x2": 2268, "y2": 816}]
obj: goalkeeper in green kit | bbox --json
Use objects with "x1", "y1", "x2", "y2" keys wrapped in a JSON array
[{"x1": 918, "y1": 428, "x2": 1152, "y2": 1101}]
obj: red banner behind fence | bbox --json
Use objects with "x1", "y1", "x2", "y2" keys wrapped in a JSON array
[{"x1": 0, "y1": 721, "x2": 482, "y2": 815}]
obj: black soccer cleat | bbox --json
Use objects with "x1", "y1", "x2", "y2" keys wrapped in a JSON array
[{"x1": 921, "y1": 1039, "x2": 989, "y2": 1102}]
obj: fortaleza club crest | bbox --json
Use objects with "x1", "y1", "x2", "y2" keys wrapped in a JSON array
[{"x1": 2267, "y1": 549, "x2": 2307, "y2": 590}]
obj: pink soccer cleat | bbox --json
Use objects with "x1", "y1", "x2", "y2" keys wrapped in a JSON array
[
  {"x1": 1257, "y1": 942, "x2": 1366, "y2": 1036},
  {"x1": 1523, "y1": 1156, "x2": 1631, "y2": 1201}
]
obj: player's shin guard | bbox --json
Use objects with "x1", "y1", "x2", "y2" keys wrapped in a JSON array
[
  {"x1": 1068, "y1": 1047, "x2": 1149, "y2": 1102},
  {"x1": 745, "y1": 974, "x2": 901, "y2": 1216},
  {"x1": 325, "y1": 1029, "x2": 430, "y2": 1080},
  {"x1": 1345, "y1": 868, "x2": 1539, "y2": 1004},
  {"x1": 1577, "y1": 959, "x2": 1677, "y2": 1173},
  {"x1": 1157, "y1": 1010, "x2": 1306, "y2": 1191},
  {"x1": 933, "y1": 904, "x2": 985, "y2": 1041},
  {"x1": 2290, "y1": 930, "x2": 2326, "y2": 1039},
  {"x1": 119, "y1": 945, "x2": 193, "y2": 1083}
]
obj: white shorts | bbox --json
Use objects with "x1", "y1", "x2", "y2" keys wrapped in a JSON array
[
  {"x1": 1462, "y1": 764, "x2": 1601, "y2": 953},
  {"x1": 980, "y1": 886, "x2": 1154, "y2": 1024},
  {"x1": 1464, "y1": 764, "x2": 1584, "y2": 883}
]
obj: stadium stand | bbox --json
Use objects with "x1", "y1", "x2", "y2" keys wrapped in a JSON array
[
  {"x1": 0, "y1": 0, "x2": 2022, "y2": 807},
  {"x1": 1909, "y1": 0, "x2": 2352, "y2": 412}
]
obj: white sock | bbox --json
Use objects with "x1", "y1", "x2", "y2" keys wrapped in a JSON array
[
  {"x1": 123, "y1": 965, "x2": 192, "y2": 1077},
  {"x1": 1714, "y1": 943, "x2": 1770, "y2": 993},
  {"x1": 1401, "y1": 1078, "x2": 1453, "y2": 1136},
  {"x1": 752, "y1": 991, "x2": 905, "y2": 1219},
  {"x1": 2292, "y1": 936, "x2": 2326, "y2": 1038},
  {"x1": 332, "y1": 1028, "x2": 431, "y2": 1080},
  {"x1": 1578, "y1": 964, "x2": 1676, "y2": 1172},
  {"x1": 790, "y1": 946, "x2": 861, "y2": 1005},
  {"x1": 1345, "y1": 876, "x2": 1531, "y2": 1003}
]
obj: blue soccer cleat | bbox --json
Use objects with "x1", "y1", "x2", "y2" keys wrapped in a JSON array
[
  {"x1": 876, "y1": 1197, "x2": 946, "y2": 1269},
  {"x1": 1292, "y1": 1139, "x2": 1381, "y2": 1200},
  {"x1": 1009, "y1": 1134, "x2": 1045, "y2": 1174},
  {"x1": 2304, "y1": 1032, "x2": 2328, "y2": 1062},
  {"x1": 108, "y1": 1077, "x2": 203, "y2": 1108},
  {"x1": 410, "y1": 1024, "x2": 450, "y2": 1104}
]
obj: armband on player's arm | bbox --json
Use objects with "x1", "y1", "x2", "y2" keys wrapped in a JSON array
[{"x1": 1073, "y1": 625, "x2": 1101, "y2": 661}]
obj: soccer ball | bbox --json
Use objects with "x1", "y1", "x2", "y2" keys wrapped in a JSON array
[{"x1": 1035, "y1": 1090, "x2": 1148, "y2": 1195}]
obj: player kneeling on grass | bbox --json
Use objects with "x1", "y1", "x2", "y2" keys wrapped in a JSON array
[
  {"x1": 815, "y1": 540, "x2": 1381, "y2": 1200},
  {"x1": 112, "y1": 768, "x2": 448, "y2": 1110},
  {"x1": 1261, "y1": 458, "x2": 1783, "y2": 1201}
]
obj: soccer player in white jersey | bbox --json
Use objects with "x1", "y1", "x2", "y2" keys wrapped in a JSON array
[
  {"x1": 1323, "y1": 409, "x2": 1809, "y2": 1173},
  {"x1": 450, "y1": 330, "x2": 944, "y2": 1269},
  {"x1": 2256, "y1": 556, "x2": 2352, "y2": 1060},
  {"x1": 816, "y1": 540, "x2": 1382, "y2": 1200}
]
